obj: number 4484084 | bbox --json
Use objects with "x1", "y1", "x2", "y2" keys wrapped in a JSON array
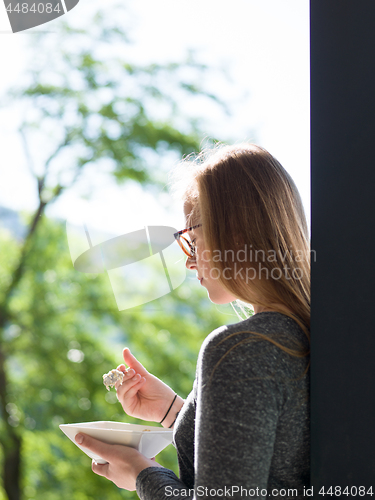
[
  {"x1": 319, "y1": 486, "x2": 373, "y2": 496},
  {"x1": 6, "y1": 3, "x2": 61, "y2": 13}
]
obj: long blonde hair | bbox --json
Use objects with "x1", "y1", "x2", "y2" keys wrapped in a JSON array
[{"x1": 174, "y1": 143, "x2": 310, "y2": 356}]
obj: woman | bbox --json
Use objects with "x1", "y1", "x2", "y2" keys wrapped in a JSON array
[{"x1": 76, "y1": 143, "x2": 310, "y2": 498}]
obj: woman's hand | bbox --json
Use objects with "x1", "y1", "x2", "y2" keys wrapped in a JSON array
[
  {"x1": 115, "y1": 348, "x2": 184, "y2": 426},
  {"x1": 75, "y1": 432, "x2": 163, "y2": 491}
]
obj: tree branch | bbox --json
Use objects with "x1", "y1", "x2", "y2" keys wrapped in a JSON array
[
  {"x1": 0, "y1": 348, "x2": 21, "y2": 500},
  {"x1": 19, "y1": 126, "x2": 36, "y2": 178}
]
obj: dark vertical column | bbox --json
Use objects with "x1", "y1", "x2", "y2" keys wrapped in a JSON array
[{"x1": 311, "y1": 0, "x2": 375, "y2": 490}]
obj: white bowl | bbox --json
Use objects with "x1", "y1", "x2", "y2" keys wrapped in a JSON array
[{"x1": 59, "y1": 421, "x2": 173, "y2": 464}]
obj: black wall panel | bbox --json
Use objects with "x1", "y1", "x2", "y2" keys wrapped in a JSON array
[{"x1": 311, "y1": 0, "x2": 375, "y2": 489}]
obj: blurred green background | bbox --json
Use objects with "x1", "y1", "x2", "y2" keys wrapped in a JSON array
[
  {"x1": 0, "y1": 6, "x2": 237, "y2": 500},
  {"x1": 0, "y1": 1, "x2": 309, "y2": 498},
  {"x1": 0, "y1": 215, "x2": 234, "y2": 500}
]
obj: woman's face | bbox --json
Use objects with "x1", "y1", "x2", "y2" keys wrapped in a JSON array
[{"x1": 184, "y1": 224, "x2": 237, "y2": 305}]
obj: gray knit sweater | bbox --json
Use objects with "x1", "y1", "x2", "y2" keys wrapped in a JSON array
[{"x1": 136, "y1": 312, "x2": 310, "y2": 499}]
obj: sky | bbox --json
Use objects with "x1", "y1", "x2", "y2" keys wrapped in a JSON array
[{"x1": 0, "y1": 0, "x2": 310, "y2": 234}]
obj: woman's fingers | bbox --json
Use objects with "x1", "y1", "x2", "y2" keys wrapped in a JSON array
[
  {"x1": 123, "y1": 348, "x2": 148, "y2": 376},
  {"x1": 113, "y1": 368, "x2": 135, "y2": 389},
  {"x1": 92, "y1": 460, "x2": 110, "y2": 478},
  {"x1": 117, "y1": 372, "x2": 141, "y2": 391},
  {"x1": 75, "y1": 433, "x2": 113, "y2": 463},
  {"x1": 117, "y1": 376, "x2": 146, "y2": 402},
  {"x1": 77, "y1": 433, "x2": 150, "y2": 490}
]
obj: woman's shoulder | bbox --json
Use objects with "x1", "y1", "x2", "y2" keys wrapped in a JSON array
[
  {"x1": 198, "y1": 312, "x2": 309, "y2": 376},
  {"x1": 204, "y1": 311, "x2": 307, "y2": 349}
]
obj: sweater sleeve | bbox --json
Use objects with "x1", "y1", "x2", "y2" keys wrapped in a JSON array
[{"x1": 136, "y1": 326, "x2": 285, "y2": 500}]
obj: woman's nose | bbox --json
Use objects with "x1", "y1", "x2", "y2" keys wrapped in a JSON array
[{"x1": 185, "y1": 255, "x2": 196, "y2": 270}]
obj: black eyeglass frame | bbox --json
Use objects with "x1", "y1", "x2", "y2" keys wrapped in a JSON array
[{"x1": 173, "y1": 224, "x2": 202, "y2": 257}]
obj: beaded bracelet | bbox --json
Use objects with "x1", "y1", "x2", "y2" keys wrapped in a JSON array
[{"x1": 159, "y1": 394, "x2": 177, "y2": 424}]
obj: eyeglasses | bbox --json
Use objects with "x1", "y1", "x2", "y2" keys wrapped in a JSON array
[{"x1": 174, "y1": 224, "x2": 202, "y2": 258}]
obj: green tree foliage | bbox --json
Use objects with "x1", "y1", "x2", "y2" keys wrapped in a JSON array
[
  {"x1": 11, "y1": 8, "x2": 224, "y2": 191},
  {"x1": 0, "y1": 220, "x2": 234, "y2": 500},
  {"x1": 0, "y1": 6, "x2": 231, "y2": 500}
]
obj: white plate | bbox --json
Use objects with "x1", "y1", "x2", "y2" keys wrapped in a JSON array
[{"x1": 60, "y1": 421, "x2": 173, "y2": 464}]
